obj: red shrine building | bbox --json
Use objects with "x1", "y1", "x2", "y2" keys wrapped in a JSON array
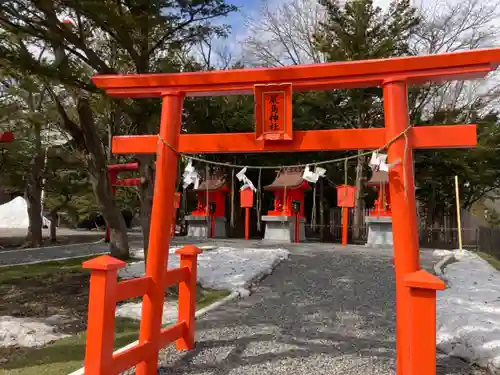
[
  {"x1": 365, "y1": 170, "x2": 393, "y2": 247},
  {"x1": 262, "y1": 168, "x2": 311, "y2": 243},
  {"x1": 184, "y1": 169, "x2": 230, "y2": 238}
]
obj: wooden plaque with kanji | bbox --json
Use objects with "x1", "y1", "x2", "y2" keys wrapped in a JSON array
[{"x1": 254, "y1": 83, "x2": 293, "y2": 141}]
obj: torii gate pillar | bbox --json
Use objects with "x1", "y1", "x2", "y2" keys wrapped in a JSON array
[{"x1": 384, "y1": 79, "x2": 419, "y2": 375}]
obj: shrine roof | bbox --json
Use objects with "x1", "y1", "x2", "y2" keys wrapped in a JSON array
[
  {"x1": 264, "y1": 168, "x2": 312, "y2": 191},
  {"x1": 368, "y1": 170, "x2": 388, "y2": 185},
  {"x1": 193, "y1": 175, "x2": 229, "y2": 192}
]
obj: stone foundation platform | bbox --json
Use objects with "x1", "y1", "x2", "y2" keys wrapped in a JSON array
[
  {"x1": 262, "y1": 215, "x2": 306, "y2": 243},
  {"x1": 185, "y1": 215, "x2": 226, "y2": 239},
  {"x1": 365, "y1": 216, "x2": 393, "y2": 248}
]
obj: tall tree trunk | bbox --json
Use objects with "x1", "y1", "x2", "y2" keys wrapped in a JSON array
[
  {"x1": 353, "y1": 151, "x2": 366, "y2": 241},
  {"x1": 25, "y1": 121, "x2": 44, "y2": 248},
  {"x1": 49, "y1": 209, "x2": 57, "y2": 243},
  {"x1": 319, "y1": 178, "x2": 326, "y2": 241},
  {"x1": 138, "y1": 156, "x2": 155, "y2": 259},
  {"x1": 77, "y1": 96, "x2": 130, "y2": 260}
]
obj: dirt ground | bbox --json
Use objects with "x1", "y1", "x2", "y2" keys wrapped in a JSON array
[{"x1": 0, "y1": 272, "x2": 91, "y2": 334}]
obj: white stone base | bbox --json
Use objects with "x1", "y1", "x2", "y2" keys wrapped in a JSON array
[
  {"x1": 262, "y1": 215, "x2": 306, "y2": 243},
  {"x1": 185, "y1": 215, "x2": 226, "y2": 238},
  {"x1": 365, "y1": 216, "x2": 393, "y2": 248}
]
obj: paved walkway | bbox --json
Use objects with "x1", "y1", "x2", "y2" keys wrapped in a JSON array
[
  {"x1": 153, "y1": 244, "x2": 483, "y2": 375},
  {"x1": 0, "y1": 241, "x2": 112, "y2": 266},
  {"x1": 0, "y1": 231, "x2": 146, "y2": 266}
]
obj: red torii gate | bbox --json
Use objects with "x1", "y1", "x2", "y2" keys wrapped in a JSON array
[
  {"x1": 105, "y1": 162, "x2": 142, "y2": 242},
  {"x1": 85, "y1": 48, "x2": 500, "y2": 375},
  {"x1": 0, "y1": 132, "x2": 14, "y2": 143}
]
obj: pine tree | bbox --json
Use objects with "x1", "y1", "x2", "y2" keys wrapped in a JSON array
[{"x1": 313, "y1": 0, "x2": 420, "y2": 237}]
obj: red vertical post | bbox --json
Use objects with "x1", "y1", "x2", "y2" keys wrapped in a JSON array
[
  {"x1": 136, "y1": 93, "x2": 183, "y2": 375},
  {"x1": 171, "y1": 193, "x2": 181, "y2": 238},
  {"x1": 175, "y1": 245, "x2": 202, "y2": 350},
  {"x1": 404, "y1": 270, "x2": 445, "y2": 375},
  {"x1": 341, "y1": 206, "x2": 348, "y2": 247},
  {"x1": 82, "y1": 255, "x2": 126, "y2": 375},
  {"x1": 210, "y1": 214, "x2": 215, "y2": 238},
  {"x1": 295, "y1": 212, "x2": 300, "y2": 243},
  {"x1": 245, "y1": 207, "x2": 250, "y2": 240},
  {"x1": 384, "y1": 78, "x2": 420, "y2": 375}
]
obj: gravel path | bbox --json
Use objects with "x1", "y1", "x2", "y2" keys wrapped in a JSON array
[{"x1": 151, "y1": 244, "x2": 484, "y2": 375}]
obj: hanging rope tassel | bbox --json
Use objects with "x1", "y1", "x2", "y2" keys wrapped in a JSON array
[
  {"x1": 403, "y1": 132, "x2": 409, "y2": 200},
  {"x1": 230, "y1": 167, "x2": 235, "y2": 228},
  {"x1": 205, "y1": 164, "x2": 209, "y2": 216},
  {"x1": 344, "y1": 158, "x2": 348, "y2": 199},
  {"x1": 282, "y1": 168, "x2": 287, "y2": 224},
  {"x1": 257, "y1": 168, "x2": 262, "y2": 232},
  {"x1": 182, "y1": 186, "x2": 187, "y2": 218},
  {"x1": 311, "y1": 183, "x2": 317, "y2": 230}
]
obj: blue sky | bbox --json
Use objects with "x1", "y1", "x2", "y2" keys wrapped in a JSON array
[
  {"x1": 214, "y1": 0, "x2": 401, "y2": 61},
  {"x1": 224, "y1": 0, "x2": 260, "y2": 36},
  {"x1": 220, "y1": 0, "x2": 418, "y2": 40}
]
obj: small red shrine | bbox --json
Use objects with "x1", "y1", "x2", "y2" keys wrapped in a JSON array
[
  {"x1": 365, "y1": 170, "x2": 393, "y2": 248},
  {"x1": 262, "y1": 168, "x2": 311, "y2": 243},
  {"x1": 264, "y1": 168, "x2": 311, "y2": 217},
  {"x1": 368, "y1": 170, "x2": 391, "y2": 217},
  {"x1": 185, "y1": 169, "x2": 230, "y2": 238}
]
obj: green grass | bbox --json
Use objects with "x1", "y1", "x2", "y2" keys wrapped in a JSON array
[
  {"x1": 478, "y1": 252, "x2": 500, "y2": 270},
  {"x1": 0, "y1": 253, "x2": 143, "y2": 284},
  {"x1": 0, "y1": 255, "x2": 230, "y2": 375},
  {"x1": 0, "y1": 318, "x2": 139, "y2": 375},
  {"x1": 0, "y1": 256, "x2": 96, "y2": 283},
  {"x1": 0, "y1": 289, "x2": 229, "y2": 375}
]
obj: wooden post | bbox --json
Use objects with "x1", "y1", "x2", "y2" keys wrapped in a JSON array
[
  {"x1": 245, "y1": 207, "x2": 250, "y2": 240},
  {"x1": 82, "y1": 255, "x2": 126, "y2": 375},
  {"x1": 295, "y1": 211, "x2": 300, "y2": 243},
  {"x1": 384, "y1": 78, "x2": 420, "y2": 375},
  {"x1": 176, "y1": 245, "x2": 202, "y2": 350},
  {"x1": 404, "y1": 270, "x2": 445, "y2": 375},
  {"x1": 210, "y1": 214, "x2": 215, "y2": 238},
  {"x1": 341, "y1": 206, "x2": 348, "y2": 247},
  {"x1": 136, "y1": 93, "x2": 183, "y2": 375},
  {"x1": 455, "y1": 175, "x2": 463, "y2": 250}
]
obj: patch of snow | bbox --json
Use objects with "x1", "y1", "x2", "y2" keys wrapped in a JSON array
[
  {"x1": 433, "y1": 249, "x2": 454, "y2": 257},
  {"x1": 119, "y1": 246, "x2": 290, "y2": 291},
  {"x1": 436, "y1": 249, "x2": 500, "y2": 373},
  {"x1": 129, "y1": 245, "x2": 217, "y2": 261},
  {"x1": 0, "y1": 315, "x2": 70, "y2": 347},
  {"x1": 0, "y1": 196, "x2": 50, "y2": 229},
  {"x1": 118, "y1": 246, "x2": 288, "y2": 321},
  {"x1": 116, "y1": 301, "x2": 178, "y2": 325}
]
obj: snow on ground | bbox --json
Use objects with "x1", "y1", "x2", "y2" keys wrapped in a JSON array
[
  {"x1": 116, "y1": 301, "x2": 178, "y2": 325},
  {"x1": 120, "y1": 246, "x2": 290, "y2": 291},
  {"x1": 0, "y1": 196, "x2": 50, "y2": 229},
  {"x1": 436, "y1": 249, "x2": 500, "y2": 373},
  {"x1": 0, "y1": 246, "x2": 289, "y2": 347},
  {"x1": 116, "y1": 246, "x2": 289, "y2": 322},
  {"x1": 0, "y1": 316, "x2": 70, "y2": 347}
]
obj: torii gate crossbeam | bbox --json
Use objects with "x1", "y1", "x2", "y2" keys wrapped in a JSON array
[{"x1": 87, "y1": 48, "x2": 500, "y2": 375}]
